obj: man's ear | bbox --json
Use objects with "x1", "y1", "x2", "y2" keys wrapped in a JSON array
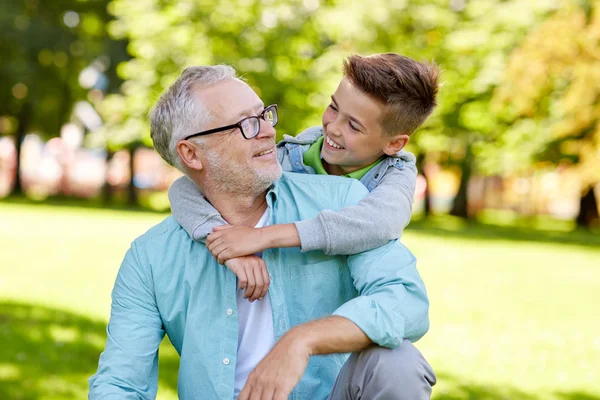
[
  {"x1": 176, "y1": 140, "x2": 204, "y2": 171},
  {"x1": 382, "y1": 134, "x2": 409, "y2": 156}
]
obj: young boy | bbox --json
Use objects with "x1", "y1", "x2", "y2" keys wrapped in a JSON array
[{"x1": 169, "y1": 53, "x2": 439, "y2": 299}]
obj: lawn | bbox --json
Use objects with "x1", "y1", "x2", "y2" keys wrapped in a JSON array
[{"x1": 1, "y1": 202, "x2": 599, "y2": 400}]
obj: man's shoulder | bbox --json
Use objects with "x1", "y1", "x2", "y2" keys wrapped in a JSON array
[
  {"x1": 132, "y1": 215, "x2": 190, "y2": 249},
  {"x1": 278, "y1": 172, "x2": 369, "y2": 206}
]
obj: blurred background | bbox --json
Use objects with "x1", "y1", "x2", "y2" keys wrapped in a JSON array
[{"x1": 1, "y1": 0, "x2": 599, "y2": 399}]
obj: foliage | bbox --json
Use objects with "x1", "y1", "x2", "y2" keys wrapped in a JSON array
[
  {"x1": 493, "y1": 0, "x2": 600, "y2": 187},
  {"x1": 0, "y1": 0, "x2": 127, "y2": 139}
]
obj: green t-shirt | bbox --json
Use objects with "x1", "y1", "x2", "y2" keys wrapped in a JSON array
[{"x1": 303, "y1": 136, "x2": 384, "y2": 180}]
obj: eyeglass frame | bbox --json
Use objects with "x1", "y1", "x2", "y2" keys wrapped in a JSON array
[{"x1": 183, "y1": 104, "x2": 278, "y2": 141}]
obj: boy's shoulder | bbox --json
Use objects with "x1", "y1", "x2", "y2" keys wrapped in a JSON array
[{"x1": 278, "y1": 126, "x2": 323, "y2": 147}]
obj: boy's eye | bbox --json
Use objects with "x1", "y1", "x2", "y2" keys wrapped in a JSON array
[
  {"x1": 328, "y1": 103, "x2": 338, "y2": 112},
  {"x1": 349, "y1": 121, "x2": 360, "y2": 131}
]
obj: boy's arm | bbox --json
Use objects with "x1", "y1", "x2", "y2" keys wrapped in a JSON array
[
  {"x1": 207, "y1": 160, "x2": 417, "y2": 260},
  {"x1": 295, "y1": 161, "x2": 417, "y2": 255},
  {"x1": 168, "y1": 176, "x2": 227, "y2": 241}
]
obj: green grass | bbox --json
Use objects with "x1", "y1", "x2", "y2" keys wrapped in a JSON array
[{"x1": 1, "y1": 202, "x2": 599, "y2": 400}]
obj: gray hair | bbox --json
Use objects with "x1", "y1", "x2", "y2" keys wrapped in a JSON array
[{"x1": 149, "y1": 65, "x2": 238, "y2": 170}]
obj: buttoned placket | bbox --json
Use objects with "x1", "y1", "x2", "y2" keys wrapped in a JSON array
[{"x1": 219, "y1": 269, "x2": 239, "y2": 399}]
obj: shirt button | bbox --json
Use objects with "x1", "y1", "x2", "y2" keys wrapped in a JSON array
[
  {"x1": 226, "y1": 308, "x2": 233, "y2": 316},
  {"x1": 223, "y1": 358, "x2": 230, "y2": 365}
]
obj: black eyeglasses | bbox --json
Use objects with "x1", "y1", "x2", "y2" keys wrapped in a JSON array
[{"x1": 184, "y1": 104, "x2": 278, "y2": 141}]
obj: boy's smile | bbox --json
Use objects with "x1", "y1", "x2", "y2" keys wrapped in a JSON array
[{"x1": 324, "y1": 134, "x2": 345, "y2": 150}]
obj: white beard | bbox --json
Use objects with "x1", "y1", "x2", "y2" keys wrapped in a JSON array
[{"x1": 203, "y1": 149, "x2": 282, "y2": 195}]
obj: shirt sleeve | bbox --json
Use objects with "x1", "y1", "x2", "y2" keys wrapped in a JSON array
[
  {"x1": 331, "y1": 180, "x2": 429, "y2": 348},
  {"x1": 88, "y1": 243, "x2": 166, "y2": 399},
  {"x1": 168, "y1": 176, "x2": 227, "y2": 241},
  {"x1": 294, "y1": 159, "x2": 417, "y2": 255}
]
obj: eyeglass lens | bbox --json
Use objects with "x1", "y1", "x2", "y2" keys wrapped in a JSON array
[{"x1": 242, "y1": 106, "x2": 277, "y2": 138}]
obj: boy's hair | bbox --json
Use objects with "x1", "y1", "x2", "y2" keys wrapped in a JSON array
[{"x1": 343, "y1": 53, "x2": 440, "y2": 136}]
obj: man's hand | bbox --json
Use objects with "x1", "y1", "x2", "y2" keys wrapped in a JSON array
[
  {"x1": 207, "y1": 225, "x2": 266, "y2": 264},
  {"x1": 239, "y1": 333, "x2": 310, "y2": 400},
  {"x1": 224, "y1": 256, "x2": 270, "y2": 302}
]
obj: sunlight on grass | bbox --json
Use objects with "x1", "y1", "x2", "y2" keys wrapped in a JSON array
[{"x1": 1, "y1": 202, "x2": 599, "y2": 400}]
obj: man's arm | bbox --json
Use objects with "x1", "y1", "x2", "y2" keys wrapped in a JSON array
[
  {"x1": 239, "y1": 316, "x2": 370, "y2": 400},
  {"x1": 239, "y1": 239, "x2": 428, "y2": 400},
  {"x1": 334, "y1": 239, "x2": 429, "y2": 344},
  {"x1": 322, "y1": 178, "x2": 428, "y2": 344},
  {"x1": 89, "y1": 244, "x2": 165, "y2": 399}
]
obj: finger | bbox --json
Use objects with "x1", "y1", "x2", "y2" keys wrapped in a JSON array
[
  {"x1": 217, "y1": 250, "x2": 229, "y2": 265},
  {"x1": 210, "y1": 243, "x2": 228, "y2": 260},
  {"x1": 238, "y1": 383, "x2": 251, "y2": 400},
  {"x1": 248, "y1": 384, "x2": 265, "y2": 400},
  {"x1": 244, "y1": 265, "x2": 257, "y2": 300},
  {"x1": 236, "y1": 267, "x2": 248, "y2": 291},
  {"x1": 257, "y1": 261, "x2": 270, "y2": 300},
  {"x1": 249, "y1": 264, "x2": 264, "y2": 302},
  {"x1": 213, "y1": 224, "x2": 234, "y2": 231},
  {"x1": 206, "y1": 236, "x2": 222, "y2": 252},
  {"x1": 205, "y1": 233, "x2": 217, "y2": 246}
]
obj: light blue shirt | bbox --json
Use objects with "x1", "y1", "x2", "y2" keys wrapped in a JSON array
[{"x1": 89, "y1": 172, "x2": 430, "y2": 400}]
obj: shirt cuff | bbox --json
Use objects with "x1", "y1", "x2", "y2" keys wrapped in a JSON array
[
  {"x1": 333, "y1": 296, "x2": 403, "y2": 349},
  {"x1": 294, "y1": 218, "x2": 328, "y2": 253},
  {"x1": 192, "y1": 214, "x2": 228, "y2": 242}
]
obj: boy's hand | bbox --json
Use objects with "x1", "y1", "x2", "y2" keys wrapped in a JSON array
[
  {"x1": 224, "y1": 256, "x2": 270, "y2": 302},
  {"x1": 207, "y1": 225, "x2": 266, "y2": 263}
]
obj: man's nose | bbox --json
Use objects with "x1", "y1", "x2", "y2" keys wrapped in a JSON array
[{"x1": 256, "y1": 118, "x2": 276, "y2": 139}]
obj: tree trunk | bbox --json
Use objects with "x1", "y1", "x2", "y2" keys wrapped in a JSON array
[
  {"x1": 12, "y1": 104, "x2": 32, "y2": 195},
  {"x1": 576, "y1": 186, "x2": 599, "y2": 229},
  {"x1": 127, "y1": 144, "x2": 138, "y2": 206},
  {"x1": 450, "y1": 144, "x2": 473, "y2": 219},
  {"x1": 101, "y1": 149, "x2": 115, "y2": 205},
  {"x1": 416, "y1": 153, "x2": 431, "y2": 218}
]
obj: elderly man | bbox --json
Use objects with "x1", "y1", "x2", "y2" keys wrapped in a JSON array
[{"x1": 89, "y1": 65, "x2": 435, "y2": 400}]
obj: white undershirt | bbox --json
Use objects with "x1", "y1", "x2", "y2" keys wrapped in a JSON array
[{"x1": 233, "y1": 210, "x2": 275, "y2": 399}]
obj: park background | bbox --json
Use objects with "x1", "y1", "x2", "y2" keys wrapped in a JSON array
[{"x1": 1, "y1": 0, "x2": 599, "y2": 399}]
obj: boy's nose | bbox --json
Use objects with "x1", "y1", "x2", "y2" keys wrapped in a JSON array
[{"x1": 328, "y1": 118, "x2": 343, "y2": 137}]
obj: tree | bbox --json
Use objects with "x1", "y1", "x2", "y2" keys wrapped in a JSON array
[
  {"x1": 100, "y1": 0, "x2": 560, "y2": 219},
  {"x1": 0, "y1": 0, "x2": 127, "y2": 195},
  {"x1": 493, "y1": 0, "x2": 600, "y2": 229}
]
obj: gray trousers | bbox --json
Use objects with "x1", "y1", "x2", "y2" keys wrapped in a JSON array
[{"x1": 328, "y1": 340, "x2": 436, "y2": 400}]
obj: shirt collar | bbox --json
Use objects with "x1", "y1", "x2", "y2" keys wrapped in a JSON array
[{"x1": 265, "y1": 180, "x2": 279, "y2": 209}]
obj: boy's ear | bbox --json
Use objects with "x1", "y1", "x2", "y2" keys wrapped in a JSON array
[
  {"x1": 176, "y1": 140, "x2": 204, "y2": 171},
  {"x1": 382, "y1": 134, "x2": 410, "y2": 156}
]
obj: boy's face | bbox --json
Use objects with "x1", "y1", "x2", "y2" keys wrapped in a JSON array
[{"x1": 320, "y1": 78, "x2": 392, "y2": 174}]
